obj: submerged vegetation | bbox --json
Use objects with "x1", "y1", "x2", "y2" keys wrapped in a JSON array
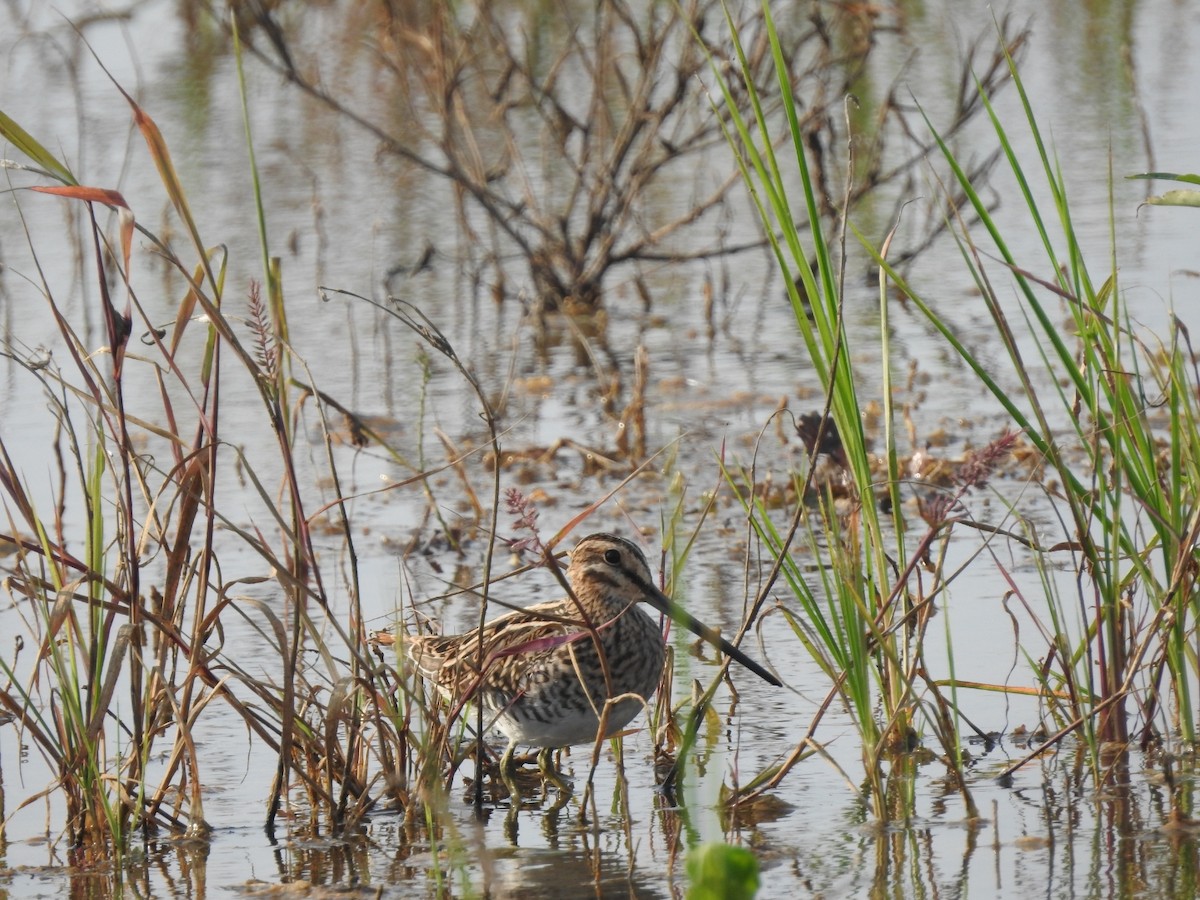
[{"x1": 0, "y1": 0, "x2": 1197, "y2": 895}]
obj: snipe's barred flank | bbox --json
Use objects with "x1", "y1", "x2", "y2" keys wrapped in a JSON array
[{"x1": 405, "y1": 533, "x2": 780, "y2": 772}]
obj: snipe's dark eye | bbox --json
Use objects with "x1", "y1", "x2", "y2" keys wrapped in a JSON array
[{"x1": 604, "y1": 549, "x2": 621, "y2": 565}]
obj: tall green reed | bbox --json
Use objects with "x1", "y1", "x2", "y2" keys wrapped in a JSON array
[
  {"x1": 706, "y1": 1, "x2": 900, "y2": 813},
  {"x1": 867, "y1": 37, "x2": 1200, "y2": 777},
  {"x1": 713, "y1": 1, "x2": 1200, "y2": 815},
  {"x1": 705, "y1": 4, "x2": 1031, "y2": 819}
]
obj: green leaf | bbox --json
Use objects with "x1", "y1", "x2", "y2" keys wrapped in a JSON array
[
  {"x1": 686, "y1": 842, "x2": 760, "y2": 900},
  {"x1": 1127, "y1": 171, "x2": 1200, "y2": 185},
  {"x1": 0, "y1": 109, "x2": 76, "y2": 184}
]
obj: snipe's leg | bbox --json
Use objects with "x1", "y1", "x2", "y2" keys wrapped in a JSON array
[
  {"x1": 499, "y1": 740, "x2": 522, "y2": 799},
  {"x1": 537, "y1": 746, "x2": 572, "y2": 794},
  {"x1": 499, "y1": 740, "x2": 519, "y2": 776}
]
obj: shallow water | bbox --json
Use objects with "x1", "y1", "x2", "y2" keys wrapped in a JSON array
[{"x1": 1, "y1": 0, "x2": 1199, "y2": 896}]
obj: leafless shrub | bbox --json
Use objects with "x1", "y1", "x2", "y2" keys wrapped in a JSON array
[{"x1": 226, "y1": 0, "x2": 1026, "y2": 325}]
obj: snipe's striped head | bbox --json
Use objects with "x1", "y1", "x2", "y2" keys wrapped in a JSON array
[
  {"x1": 561, "y1": 532, "x2": 660, "y2": 613},
  {"x1": 564, "y1": 532, "x2": 781, "y2": 688}
]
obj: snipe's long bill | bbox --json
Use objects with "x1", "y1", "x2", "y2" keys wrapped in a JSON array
[{"x1": 405, "y1": 532, "x2": 779, "y2": 768}]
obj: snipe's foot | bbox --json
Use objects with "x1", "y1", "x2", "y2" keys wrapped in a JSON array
[
  {"x1": 536, "y1": 746, "x2": 572, "y2": 795},
  {"x1": 494, "y1": 745, "x2": 572, "y2": 799}
]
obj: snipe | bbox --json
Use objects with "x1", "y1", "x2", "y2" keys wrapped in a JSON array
[{"x1": 405, "y1": 532, "x2": 780, "y2": 774}]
